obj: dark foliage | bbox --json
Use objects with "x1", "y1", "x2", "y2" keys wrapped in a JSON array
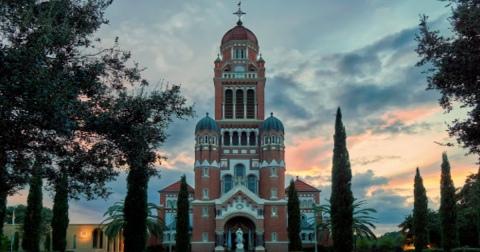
[
  {"x1": 22, "y1": 161, "x2": 43, "y2": 252},
  {"x1": 5, "y1": 204, "x2": 53, "y2": 238},
  {"x1": 456, "y1": 167, "x2": 480, "y2": 247},
  {"x1": 44, "y1": 232, "x2": 51, "y2": 251},
  {"x1": 415, "y1": 0, "x2": 480, "y2": 164},
  {"x1": 52, "y1": 174, "x2": 69, "y2": 252},
  {"x1": 176, "y1": 175, "x2": 190, "y2": 251},
  {"x1": 287, "y1": 179, "x2": 302, "y2": 251},
  {"x1": 399, "y1": 209, "x2": 441, "y2": 248},
  {"x1": 439, "y1": 153, "x2": 459, "y2": 251},
  {"x1": 413, "y1": 168, "x2": 429, "y2": 252},
  {"x1": 13, "y1": 231, "x2": 19, "y2": 251},
  {"x1": 330, "y1": 107, "x2": 354, "y2": 252}
]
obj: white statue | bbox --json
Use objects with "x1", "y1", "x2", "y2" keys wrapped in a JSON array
[{"x1": 235, "y1": 228, "x2": 244, "y2": 249}]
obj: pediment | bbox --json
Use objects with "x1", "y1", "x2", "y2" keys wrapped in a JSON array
[{"x1": 215, "y1": 184, "x2": 264, "y2": 205}]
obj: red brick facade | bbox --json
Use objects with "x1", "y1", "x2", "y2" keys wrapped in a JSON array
[{"x1": 152, "y1": 11, "x2": 322, "y2": 252}]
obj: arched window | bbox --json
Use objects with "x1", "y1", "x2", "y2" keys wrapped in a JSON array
[
  {"x1": 224, "y1": 175, "x2": 232, "y2": 193},
  {"x1": 241, "y1": 132, "x2": 247, "y2": 146},
  {"x1": 235, "y1": 165, "x2": 245, "y2": 180},
  {"x1": 225, "y1": 89, "x2": 233, "y2": 119},
  {"x1": 249, "y1": 132, "x2": 256, "y2": 146},
  {"x1": 234, "y1": 65, "x2": 245, "y2": 72},
  {"x1": 246, "y1": 89, "x2": 255, "y2": 119},
  {"x1": 232, "y1": 132, "x2": 239, "y2": 145},
  {"x1": 224, "y1": 132, "x2": 230, "y2": 146},
  {"x1": 167, "y1": 200, "x2": 172, "y2": 208},
  {"x1": 203, "y1": 206, "x2": 208, "y2": 216},
  {"x1": 173, "y1": 200, "x2": 177, "y2": 208},
  {"x1": 212, "y1": 136, "x2": 216, "y2": 145},
  {"x1": 236, "y1": 90, "x2": 244, "y2": 119},
  {"x1": 203, "y1": 167, "x2": 209, "y2": 176},
  {"x1": 309, "y1": 233, "x2": 314, "y2": 241},
  {"x1": 303, "y1": 200, "x2": 307, "y2": 208},
  {"x1": 308, "y1": 200, "x2": 313, "y2": 207},
  {"x1": 278, "y1": 136, "x2": 282, "y2": 145},
  {"x1": 204, "y1": 135, "x2": 208, "y2": 144},
  {"x1": 271, "y1": 167, "x2": 277, "y2": 176},
  {"x1": 203, "y1": 189, "x2": 209, "y2": 198},
  {"x1": 301, "y1": 233, "x2": 306, "y2": 241},
  {"x1": 271, "y1": 135, "x2": 276, "y2": 144},
  {"x1": 271, "y1": 188, "x2": 277, "y2": 198},
  {"x1": 272, "y1": 232, "x2": 277, "y2": 241},
  {"x1": 272, "y1": 206, "x2": 277, "y2": 216},
  {"x1": 247, "y1": 175, "x2": 256, "y2": 193},
  {"x1": 264, "y1": 136, "x2": 268, "y2": 145},
  {"x1": 197, "y1": 136, "x2": 200, "y2": 145}
]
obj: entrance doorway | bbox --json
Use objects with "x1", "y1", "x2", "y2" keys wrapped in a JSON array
[{"x1": 223, "y1": 216, "x2": 256, "y2": 251}]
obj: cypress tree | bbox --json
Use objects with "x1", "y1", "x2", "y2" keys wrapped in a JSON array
[
  {"x1": 13, "y1": 231, "x2": 19, "y2": 251},
  {"x1": 330, "y1": 107, "x2": 354, "y2": 252},
  {"x1": 439, "y1": 153, "x2": 459, "y2": 251},
  {"x1": 44, "y1": 232, "x2": 51, "y2": 251},
  {"x1": 176, "y1": 175, "x2": 190, "y2": 251},
  {"x1": 22, "y1": 161, "x2": 43, "y2": 252},
  {"x1": 287, "y1": 178, "x2": 302, "y2": 251},
  {"x1": 123, "y1": 162, "x2": 149, "y2": 252},
  {"x1": 52, "y1": 174, "x2": 69, "y2": 252},
  {"x1": 413, "y1": 167, "x2": 429, "y2": 252}
]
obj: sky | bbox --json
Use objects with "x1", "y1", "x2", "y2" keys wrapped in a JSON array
[{"x1": 7, "y1": 0, "x2": 480, "y2": 235}]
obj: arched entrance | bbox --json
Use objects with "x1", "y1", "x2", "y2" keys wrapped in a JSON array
[{"x1": 224, "y1": 216, "x2": 256, "y2": 251}]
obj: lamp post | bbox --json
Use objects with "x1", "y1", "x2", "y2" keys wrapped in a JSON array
[
  {"x1": 312, "y1": 203, "x2": 318, "y2": 252},
  {"x1": 353, "y1": 230, "x2": 357, "y2": 252}
]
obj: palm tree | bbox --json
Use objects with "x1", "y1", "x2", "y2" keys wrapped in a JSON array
[
  {"x1": 99, "y1": 201, "x2": 165, "y2": 241},
  {"x1": 312, "y1": 198, "x2": 378, "y2": 242}
]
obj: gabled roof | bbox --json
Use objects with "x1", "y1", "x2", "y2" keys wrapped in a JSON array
[
  {"x1": 159, "y1": 180, "x2": 194, "y2": 193},
  {"x1": 285, "y1": 178, "x2": 320, "y2": 192}
]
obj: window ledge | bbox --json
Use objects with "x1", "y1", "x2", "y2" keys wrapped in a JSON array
[
  {"x1": 270, "y1": 175, "x2": 278, "y2": 178},
  {"x1": 202, "y1": 214, "x2": 209, "y2": 218},
  {"x1": 202, "y1": 175, "x2": 210, "y2": 178},
  {"x1": 270, "y1": 215, "x2": 278, "y2": 218},
  {"x1": 270, "y1": 197, "x2": 278, "y2": 200},
  {"x1": 202, "y1": 197, "x2": 210, "y2": 200}
]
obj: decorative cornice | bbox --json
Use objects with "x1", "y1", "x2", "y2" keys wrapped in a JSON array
[
  {"x1": 259, "y1": 160, "x2": 285, "y2": 168},
  {"x1": 194, "y1": 160, "x2": 220, "y2": 168}
]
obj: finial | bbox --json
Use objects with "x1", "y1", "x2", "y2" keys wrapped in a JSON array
[
  {"x1": 296, "y1": 176, "x2": 299, "y2": 180},
  {"x1": 233, "y1": 1, "x2": 246, "y2": 25},
  {"x1": 271, "y1": 112, "x2": 273, "y2": 117},
  {"x1": 217, "y1": 54, "x2": 219, "y2": 57},
  {"x1": 206, "y1": 112, "x2": 209, "y2": 117}
]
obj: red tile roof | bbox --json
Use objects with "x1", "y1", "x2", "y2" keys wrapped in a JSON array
[
  {"x1": 159, "y1": 180, "x2": 194, "y2": 192},
  {"x1": 285, "y1": 179, "x2": 320, "y2": 192}
]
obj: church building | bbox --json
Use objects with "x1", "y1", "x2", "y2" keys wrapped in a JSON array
[{"x1": 155, "y1": 5, "x2": 321, "y2": 252}]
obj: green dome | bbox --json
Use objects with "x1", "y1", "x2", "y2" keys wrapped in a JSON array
[
  {"x1": 261, "y1": 113, "x2": 284, "y2": 133},
  {"x1": 195, "y1": 113, "x2": 219, "y2": 133},
  {"x1": 257, "y1": 54, "x2": 265, "y2": 62},
  {"x1": 215, "y1": 54, "x2": 222, "y2": 62}
]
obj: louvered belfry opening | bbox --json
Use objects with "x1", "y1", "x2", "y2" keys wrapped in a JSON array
[
  {"x1": 241, "y1": 132, "x2": 247, "y2": 146},
  {"x1": 249, "y1": 132, "x2": 256, "y2": 146},
  {"x1": 224, "y1": 132, "x2": 230, "y2": 146},
  {"x1": 225, "y1": 89, "x2": 233, "y2": 119},
  {"x1": 232, "y1": 132, "x2": 239, "y2": 145},
  {"x1": 236, "y1": 89, "x2": 244, "y2": 119},
  {"x1": 247, "y1": 89, "x2": 255, "y2": 119}
]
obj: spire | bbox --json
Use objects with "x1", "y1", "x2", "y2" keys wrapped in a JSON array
[
  {"x1": 271, "y1": 112, "x2": 273, "y2": 117},
  {"x1": 206, "y1": 112, "x2": 209, "y2": 117},
  {"x1": 233, "y1": 1, "x2": 246, "y2": 26}
]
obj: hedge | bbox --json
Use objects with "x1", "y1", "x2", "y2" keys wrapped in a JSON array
[{"x1": 405, "y1": 248, "x2": 480, "y2": 252}]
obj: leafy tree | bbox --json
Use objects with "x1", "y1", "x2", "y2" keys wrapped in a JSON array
[
  {"x1": 176, "y1": 175, "x2": 190, "y2": 251},
  {"x1": 456, "y1": 167, "x2": 480, "y2": 247},
  {"x1": 399, "y1": 209, "x2": 441, "y2": 248},
  {"x1": 357, "y1": 237, "x2": 372, "y2": 252},
  {"x1": 415, "y1": 0, "x2": 480, "y2": 164},
  {"x1": 44, "y1": 232, "x2": 51, "y2": 251},
  {"x1": 52, "y1": 174, "x2": 69, "y2": 252},
  {"x1": 287, "y1": 179, "x2": 302, "y2": 251},
  {"x1": 330, "y1": 107, "x2": 354, "y2": 252},
  {"x1": 439, "y1": 152, "x2": 459, "y2": 251},
  {"x1": 14, "y1": 231, "x2": 19, "y2": 251},
  {"x1": 413, "y1": 168, "x2": 429, "y2": 252},
  {"x1": 100, "y1": 201, "x2": 165, "y2": 242},
  {"x1": 0, "y1": 235, "x2": 10, "y2": 251},
  {"x1": 5, "y1": 205, "x2": 53, "y2": 238},
  {"x1": 314, "y1": 199, "x2": 378, "y2": 241},
  {"x1": 22, "y1": 161, "x2": 43, "y2": 252}
]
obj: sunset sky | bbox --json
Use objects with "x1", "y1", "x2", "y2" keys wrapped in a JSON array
[{"x1": 8, "y1": 0, "x2": 480, "y2": 235}]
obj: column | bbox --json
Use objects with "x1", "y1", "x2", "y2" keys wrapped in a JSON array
[
  {"x1": 222, "y1": 134, "x2": 225, "y2": 145},
  {"x1": 244, "y1": 104, "x2": 247, "y2": 118},
  {"x1": 247, "y1": 132, "x2": 250, "y2": 146},
  {"x1": 222, "y1": 103, "x2": 225, "y2": 119},
  {"x1": 256, "y1": 230, "x2": 265, "y2": 250},
  {"x1": 230, "y1": 132, "x2": 232, "y2": 145},
  {"x1": 255, "y1": 104, "x2": 257, "y2": 119},
  {"x1": 233, "y1": 104, "x2": 236, "y2": 118},
  {"x1": 215, "y1": 231, "x2": 225, "y2": 251}
]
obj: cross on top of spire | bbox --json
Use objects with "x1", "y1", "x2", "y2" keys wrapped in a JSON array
[{"x1": 233, "y1": 1, "x2": 246, "y2": 26}]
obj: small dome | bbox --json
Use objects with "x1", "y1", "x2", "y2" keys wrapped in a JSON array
[
  {"x1": 261, "y1": 113, "x2": 284, "y2": 133},
  {"x1": 215, "y1": 54, "x2": 222, "y2": 62},
  {"x1": 221, "y1": 24, "x2": 258, "y2": 45},
  {"x1": 195, "y1": 113, "x2": 219, "y2": 133}
]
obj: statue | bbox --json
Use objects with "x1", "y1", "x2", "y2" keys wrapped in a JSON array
[{"x1": 235, "y1": 228, "x2": 244, "y2": 250}]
